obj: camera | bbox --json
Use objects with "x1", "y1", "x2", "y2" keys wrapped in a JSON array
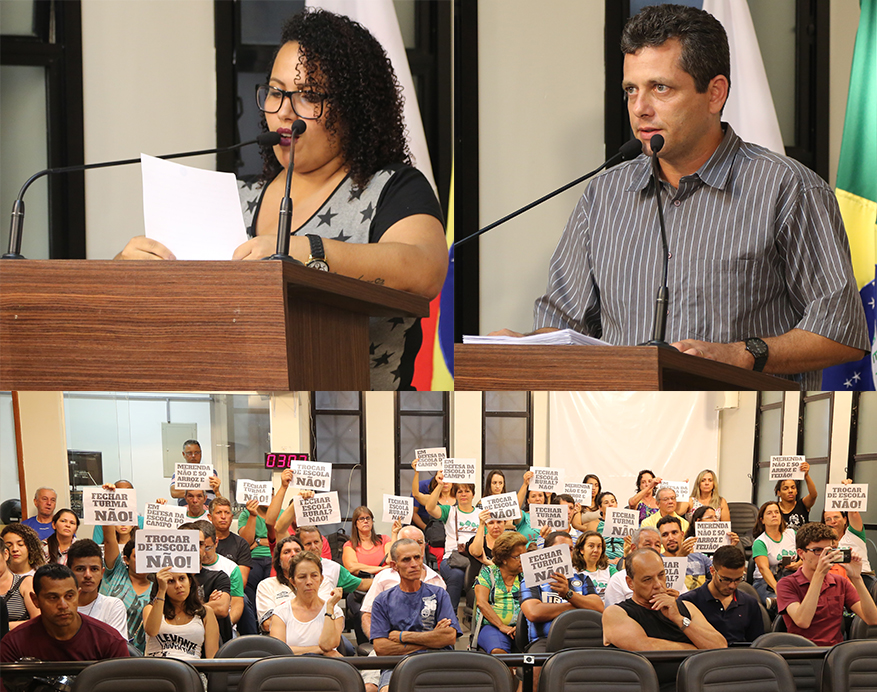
[{"x1": 829, "y1": 547, "x2": 852, "y2": 564}]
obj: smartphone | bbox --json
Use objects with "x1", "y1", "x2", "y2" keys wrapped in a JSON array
[{"x1": 829, "y1": 547, "x2": 852, "y2": 564}]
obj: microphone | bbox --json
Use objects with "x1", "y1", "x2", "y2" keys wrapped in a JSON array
[
  {"x1": 268, "y1": 120, "x2": 307, "y2": 262},
  {"x1": 265, "y1": 120, "x2": 308, "y2": 264},
  {"x1": 454, "y1": 139, "x2": 642, "y2": 248},
  {"x1": 3, "y1": 132, "x2": 282, "y2": 260},
  {"x1": 639, "y1": 133, "x2": 673, "y2": 349}
]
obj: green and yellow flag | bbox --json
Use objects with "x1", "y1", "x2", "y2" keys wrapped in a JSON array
[{"x1": 823, "y1": 0, "x2": 877, "y2": 390}]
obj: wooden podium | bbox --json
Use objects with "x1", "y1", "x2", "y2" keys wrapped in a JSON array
[
  {"x1": 454, "y1": 344, "x2": 799, "y2": 391},
  {"x1": 0, "y1": 260, "x2": 428, "y2": 391}
]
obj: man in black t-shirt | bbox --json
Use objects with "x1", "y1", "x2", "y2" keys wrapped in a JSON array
[
  {"x1": 181, "y1": 520, "x2": 233, "y2": 644},
  {"x1": 603, "y1": 549, "x2": 726, "y2": 689}
]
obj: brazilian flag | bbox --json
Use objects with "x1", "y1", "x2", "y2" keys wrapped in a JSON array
[{"x1": 823, "y1": 0, "x2": 877, "y2": 391}]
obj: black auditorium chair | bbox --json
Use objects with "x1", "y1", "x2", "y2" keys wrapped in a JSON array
[
  {"x1": 515, "y1": 609, "x2": 530, "y2": 653},
  {"x1": 676, "y1": 649, "x2": 795, "y2": 692},
  {"x1": 207, "y1": 634, "x2": 293, "y2": 692},
  {"x1": 821, "y1": 640, "x2": 877, "y2": 692},
  {"x1": 388, "y1": 650, "x2": 515, "y2": 692},
  {"x1": 727, "y1": 502, "x2": 759, "y2": 556},
  {"x1": 537, "y1": 648, "x2": 659, "y2": 692},
  {"x1": 752, "y1": 632, "x2": 822, "y2": 692},
  {"x1": 127, "y1": 642, "x2": 144, "y2": 657},
  {"x1": 771, "y1": 613, "x2": 788, "y2": 632},
  {"x1": 849, "y1": 614, "x2": 877, "y2": 640},
  {"x1": 737, "y1": 582, "x2": 772, "y2": 633},
  {"x1": 71, "y1": 657, "x2": 202, "y2": 692},
  {"x1": 545, "y1": 609, "x2": 603, "y2": 651},
  {"x1": 236, "y1": 655, "x2": 365, "y2": 692}
]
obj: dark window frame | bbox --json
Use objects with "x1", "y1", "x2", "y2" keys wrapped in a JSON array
[
  {"x1": 1, "y1": 0, "x2": 85, "y2": 258},
  {"x1": 751, "y1": 392, "x2": 785, "y2": 504},
  {"x1": 848, "y1": 392, "x2": 877, "y2": 534},
  {"x1": 310, "y1": 392, "x2": 367, "y2": 524},
  {"x1": 393, "y1": 392, "x2": 450, "y2": 496},
  {"x1": 481, "y1": 392, "x2": 534, "y2": 494}
]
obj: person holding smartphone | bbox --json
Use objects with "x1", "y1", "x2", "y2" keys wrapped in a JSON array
[{"x1": 776, "y1": 522, "x2": 877, "y2": 645}]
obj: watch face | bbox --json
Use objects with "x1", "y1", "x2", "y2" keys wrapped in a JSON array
[{"x1": 307, "y1": 259, "x2": 330, "y2": 272}]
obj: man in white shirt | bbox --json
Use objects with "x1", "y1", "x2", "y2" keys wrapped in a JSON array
[
  {"x1": 67, "y1": 539, "x2": 127, "y2": 640},
  {"x1": 604, "y1": 527, "x2": 662, "y2": 607}
]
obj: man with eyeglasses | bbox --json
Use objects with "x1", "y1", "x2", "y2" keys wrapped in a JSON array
[
  {"x1": 678, "y1": 545, "x2": 763, "y2": 643},
  {"x1": 776, "y1": 522, "x2": 877, "y2": 645}
]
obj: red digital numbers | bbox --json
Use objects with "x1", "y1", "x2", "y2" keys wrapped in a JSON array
[{"x1": 265, "y1": 453, "x2": 308, "y2": 469}]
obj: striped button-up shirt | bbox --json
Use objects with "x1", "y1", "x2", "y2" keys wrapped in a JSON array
[{"x1": 533, "y1": 125, "x2": 868, "y2": 389}]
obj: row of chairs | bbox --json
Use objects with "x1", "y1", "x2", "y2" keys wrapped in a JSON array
[{"x1": 67, "y1": 640, "x2": 877, "y2": 692}]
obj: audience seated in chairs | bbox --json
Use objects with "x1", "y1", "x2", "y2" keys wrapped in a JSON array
[
  {"x1": 681, "y1": 506, "x2": 740, "y2": 589},
  {"x1": 67, "y1": 539, "x2": 127, "y2": 639},
  {"x1": 751, "y1": 501, "x2": 799, "y2": 609},
  {"x1": 604, "y1": 527, "x2": 663, "y2": 606},
  {"x1": 268, "y1": 551, "x2": 346, "y2": 657},
  {"x1": 472, "y1": 531, "x2": 528, "y2": 653},
  {"x1": 100, "y1": 522, "x2": 154, "y2": 652},
  {"x1": 777, "y1": 522, "x2": 877, "y2": 645},
  {"x1": 571, "y1": 530, "x2": 617, "y2": 601},
  {"x1": 0, "y1": 542, "x2": 37, "y2": 631},
  {"x1": 370, "y1": 538, "x2": 461, "y2": 692},
  {"x1": 823, "y1": 478, "x2": 876, "y2": 592},
  {"x1": 255, "y1": 535, "x2": 309, "y2": 633},
  {"x1": 679, "y1": 545, "x2": 764, "y2": 644},
  {"x1": 0, "y1": 564, "x2": 129, "y2": 689},
  {"x1": 208, "y1": 497, "x2": 258, "y2": 636}
]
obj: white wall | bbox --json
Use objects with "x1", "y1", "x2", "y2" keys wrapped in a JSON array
[
  {"x1": 80, "y1": 0, "x2": 216, "y2": 259},
  {"x1": 475, "y1": 0, "x2": 862, "y2": 334}
]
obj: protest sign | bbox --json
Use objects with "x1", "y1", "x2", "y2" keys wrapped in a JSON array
[
  {"x1": 235, "y1": 479, "x2": 274, "y2": 505},
  {"x1": 531, "y1": 503, "x2": 568, "y2": 530},
  {"x1": 135, "y1": 529, "x2": 199, "y2": 574},
  {"x1": 529, "y1": 466, "x2": 564, "y2": 495},
  {"x1": 382, "y1": 495, "x2": 414, "y2": 524},
  {"x1": 520, "y1": 543, "x2": 573, "y2": 587},
  {"x1": 292, "y1": 460, "x2": 332, "y2": 492},
  {"x1": 663, "y1": 557, "x2": 687, "y2": 593},
  {"x1": 415, "y1": 448, "x2": 446, "y2": 473},
  {"x1": 81, "y1": 487, "x2": 138, "y2": 526},
  {"x1": 603, "y1": 507, "x2": 639, "y2": 538},
  {"x1": 481, "y1": 492, "x2": 521, "y2": 521},
  {"x1": 143, "y1": 503, "x2": 189, "y2": 530},
  {"x1": 174, "y1": 463, "x2": 214, "y2": 491},
  {"x1": 825, "y1": 484, "x2": 868, "y2": 512},
  {"x1": 442, "y1": 458, "x2": 478, "y2": 484},
  {"x1": 564, "y1": 483, "x2": 593, "y2": 507},
  {"x1": 695, "y1": 521, "x2": 732, "y2": 553},
  {"x1": 655, "y1": 480, "x2": 690, "y2": 501},
  {"x1": 294, "y1": 491, "x2": 341, "y2": 526},
  {"x1": 769, "y1": 456, "x2": 805, "y2": 482}
]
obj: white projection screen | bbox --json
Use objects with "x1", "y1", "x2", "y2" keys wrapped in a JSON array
[{"x1": 549, "y1": 392, "x2": 725, "y2": 503}]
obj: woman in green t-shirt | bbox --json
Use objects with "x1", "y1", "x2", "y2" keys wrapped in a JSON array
[{"x1": 238, "y1": 498, "x2": 274, "y2": 606}]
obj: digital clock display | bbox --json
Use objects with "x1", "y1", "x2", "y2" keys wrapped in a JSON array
[{"x1": 264, "y1": 452, "x2": 309, "y2": 469}]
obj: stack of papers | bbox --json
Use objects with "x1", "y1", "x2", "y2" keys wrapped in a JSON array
[{"x1": 463, "y1": 329, "x2": 610, "y2": 346}]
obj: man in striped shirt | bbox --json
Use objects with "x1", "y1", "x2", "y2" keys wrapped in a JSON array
[{"x1": 499, "y1": 5, "x2": 867, "y2": 389}]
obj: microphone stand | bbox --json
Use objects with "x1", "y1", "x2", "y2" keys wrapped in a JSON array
[
  {"x1": 268, "y1": 120, "x2": 307, "y2": 262},
  {"x1": 3, "y1": 133, "x2": 281, "y2": 260},
  {"x1": 454, "y1": 139, "x2": 643, "y2": 248},
  {"x1": 640, "y1": 136, "x2": 673, "y2": 348}
]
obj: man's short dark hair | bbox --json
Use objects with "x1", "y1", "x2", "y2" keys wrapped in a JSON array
[
  {"x1": 626, "y1": 548, "x2": 662, "y2": 579},
  {"x1": 553, "y1": 494, "x2": 575, "y2": 505},
  {"x1": 796, "y1": 522, "x2": 836, "y2": 551},
  {"x1": 711, "y1": 545, "x2": 745, "y2": 571},
  {"x1": 621, "y1": 3, "x2": 731, "y2": 97},
  {"x1": 544, "y1": 531, "x2": 572, "y2": 548},
  {"x1": 33, "y1": 564, "x2": 76, "y2": 596},
  {"x1": 183, "y1": 439, "x2": 201, "y2": 449},
  {"x1": 181, "y1": 519, "x2": 216, "y2": 542},
  {"x1": 66, "y1": 538, "x2": 102, "y2": 566},
  {"x1": 656, "y1": 514, "x2": 682, "y2": 532}
]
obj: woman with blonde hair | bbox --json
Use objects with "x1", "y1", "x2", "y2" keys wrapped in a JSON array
[{"x1": 679, "y1": 469, "x2": 729, "y2": 521}]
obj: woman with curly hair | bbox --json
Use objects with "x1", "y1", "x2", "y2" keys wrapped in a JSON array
[
  {"x1": 144, "y1": 566, "x2": 219, "y2": 661},
  {"x1": 118, "y1": 9, "x2": 447, "y2": 391},
  {"x1": 1, "y1": 524, "x2": 46, "y2": 577}
]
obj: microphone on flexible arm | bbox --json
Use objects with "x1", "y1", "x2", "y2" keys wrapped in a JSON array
[
  {"x1": 639, "y1": 133, "x2": 674, "y2": 349},
  {"x1": 268, "y1": 119, "x2": 307, "y2": 262},
  {"x1": 454, "y1": 138, "x2": 643, "y2": 248},
  {"x1": 2, "y1": 132, "x2": 282, "y2": 260}
]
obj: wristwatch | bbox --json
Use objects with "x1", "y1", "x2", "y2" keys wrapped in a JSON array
[
  {"x1": 680, "y1": 616, "x2": 691, "y2": 630},
  {"x1": 305, "y1": 234, "x2": 330, "y2": 271},
  {"x1": 744, "y1": 337, "x2": 769, "y2": 372},
  {"x1": 564, "y1": 589, "x2": 575, "y2": 601}
]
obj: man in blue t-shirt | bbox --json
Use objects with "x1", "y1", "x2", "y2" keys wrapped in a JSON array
[
  {"x1": 21, "y1": 487, "x2": 57, "y2": 541},
  {"x1": 371, "y1": 538, "x2": 461, "y2": 692}
]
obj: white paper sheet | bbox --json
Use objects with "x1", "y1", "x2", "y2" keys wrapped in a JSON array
[{"x1": 142, "y1": 154, "x2": 248, "y2": 260}]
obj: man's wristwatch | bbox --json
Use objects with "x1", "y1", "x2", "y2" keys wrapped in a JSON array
[
  {"x1": 564, "y1": 589, "x2": 575, "y2": 601},
  {"x1": 744, "y1": 337, "x2": 769, "y2": 372},
  {"x1": 305, "y1": 234, "x2": 330, "y2": 271},
  {"x1": 680, "y1": 616, "x2": 691, "y2": 630}
]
